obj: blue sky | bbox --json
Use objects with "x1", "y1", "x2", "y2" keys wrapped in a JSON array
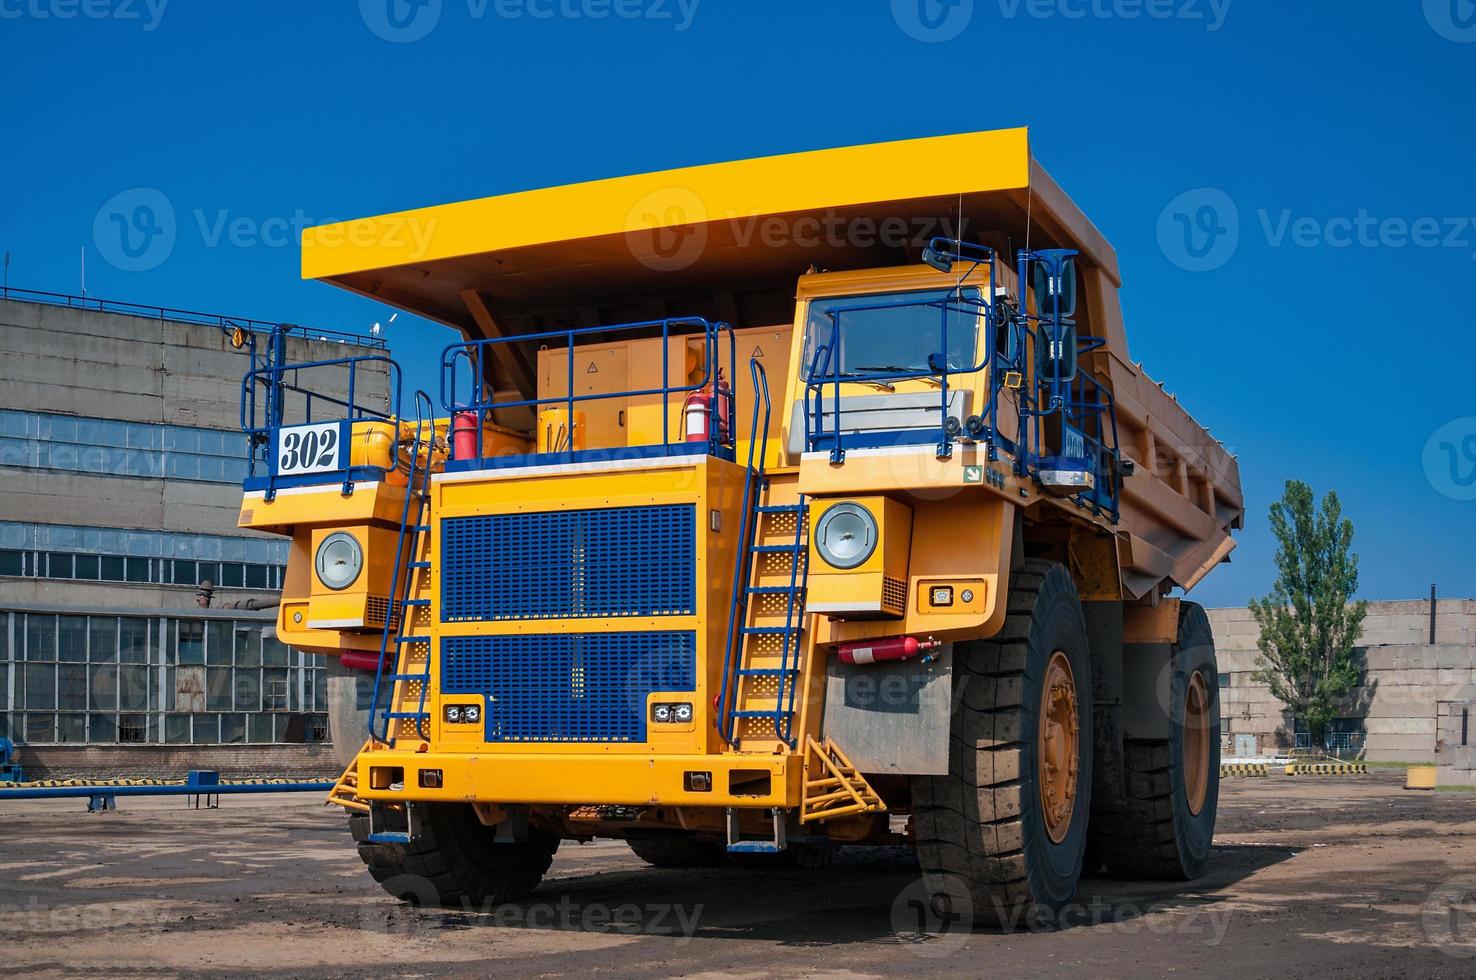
[{"x1": 1, "y1": 0, "x2": 1473, "y2": 607}]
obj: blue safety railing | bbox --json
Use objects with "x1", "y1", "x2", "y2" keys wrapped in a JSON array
[
  {"x1": 803, "y1": 288, "x2": 1006, "y2": 464},
  {"x1": 800, "y1": 239, "x2": 1124, "y2": 522},
  {"x1": 440, "y1": 316, "x2": 737, "y2": 467},
  {"x1": 239, "y1": 333, "x2": 404, "y2": 498}
]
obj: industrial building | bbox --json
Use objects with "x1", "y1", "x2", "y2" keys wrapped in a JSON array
[
  {"x1": 0, "y1": 289, "x2": 387, "y2": 778},
  {"x1": 1210, "y1": 598, "x2": 1476, "y2": 776}
]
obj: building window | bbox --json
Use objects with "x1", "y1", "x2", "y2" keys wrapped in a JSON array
[{"x1": 0, "y1": 612, "x2": 327, "y2": 746}]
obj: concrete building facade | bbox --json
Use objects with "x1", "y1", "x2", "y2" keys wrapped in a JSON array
[
  {"x1": 1208, "y1": 598, "x2": 1476, "y2": 774},
  {"x1": 0, "y1": 291, "x2": 389, "y2": 778}
]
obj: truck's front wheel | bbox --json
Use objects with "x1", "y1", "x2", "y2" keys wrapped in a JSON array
[
  {"x1": 349, "y1": 805, "x2": 559, "y2": 908},
  {"x1": 911, "y1": 559, "x2": 1093, "y2": 928}
]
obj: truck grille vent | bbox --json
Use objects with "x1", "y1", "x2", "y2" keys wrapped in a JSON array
[
  {"x1": 441, "y1": 631, "x2": 696, "y2": 742},
  {"x1": 440, "y1": 505, "x2": 696, "y2": 621}
]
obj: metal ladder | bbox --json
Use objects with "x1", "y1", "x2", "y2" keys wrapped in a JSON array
[
  {"x1": 368, "y1": 391, "x2": 436, "y2": 745},
  {"x1": 718, "y1": 360, "x2": 810, "y2": 748}
]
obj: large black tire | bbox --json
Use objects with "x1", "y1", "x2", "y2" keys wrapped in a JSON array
[
  {"x1": 348, "y1": 805, "x2": 559, "y2": 908},
  {"x1": 626, "y1": 836, "x2": 728, "y2": 868},
  {"x1": 1104, "y1": 601, "x2": 1220, "y2": 880},
  {"x1": 911, "y1": 559, "x2": 1093, "y2": 928}
]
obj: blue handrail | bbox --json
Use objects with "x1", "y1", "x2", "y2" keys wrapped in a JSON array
[
  {"x1": 440, "y1": 316, "x2": 737, "y2": 463},
  {"x1": 717, "y1": 357, "x2": 771, "y2": 746},
  {"x1": 240, "y1": 352, "x2": 403, "y2": 481}
]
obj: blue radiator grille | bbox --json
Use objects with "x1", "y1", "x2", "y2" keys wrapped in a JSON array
[
  {"x1": 441, "y1": 632, "x2": 697, "y2": 742},
  {"x1": 440, "y1": 505, "x2": 696, "y2": 621}
]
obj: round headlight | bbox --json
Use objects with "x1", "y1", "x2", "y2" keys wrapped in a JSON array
[
  {"x1": 314, "y1": 532, "x2": 363, "y2": 591},
  {"x1": 814, "y1": 502, "x2": 878, "y2": 570}
]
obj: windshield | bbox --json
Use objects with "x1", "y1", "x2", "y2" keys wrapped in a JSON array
[{"x1": 802, "y1": 287, "x2": 983, "y2": 380}]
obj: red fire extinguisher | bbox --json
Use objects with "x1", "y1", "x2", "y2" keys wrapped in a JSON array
[
  {"x1": 683, "y1": 386, "x2": 712, "y2": 444},
  {"x1": 836, "y1": 635, "x2": 942, "y2": 666},
  {"x1": 684, "y1": 370, "x2": 732, "y2": 444}
]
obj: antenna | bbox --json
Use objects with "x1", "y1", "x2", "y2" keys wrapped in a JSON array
[
  {"x1": 3, "y1": 252, "x2": 9, "y2": 295},
  {"x1": 80, "y1": 246, "x2": 86, "y2": 297}
]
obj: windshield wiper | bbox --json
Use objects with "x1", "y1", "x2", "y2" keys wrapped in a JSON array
[{"x1": 853, "y1": 364, "x2": 927, "y2": 373}]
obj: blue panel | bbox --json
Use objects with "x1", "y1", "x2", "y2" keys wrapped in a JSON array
[
  {"x1": 441, "y1": 631, "x2": 696, "y2": 742},
  {"x1": 440, "y1": 505, "x2": 696, "y2": 621}
]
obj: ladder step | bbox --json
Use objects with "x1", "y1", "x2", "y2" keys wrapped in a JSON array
[
  {"x1": 732, "y1": 710, "x2": 795, "y2": 719},
  {"x1": 742, "y1": 626, "x2": 797, "y2": 635},
  {"x1": 747, "y1": 585, "x2": 804, "y2": 595},
  {"x1": 756, "y1": 504, "x2": 804, "y2": 514},
  {"x1": 738, "y1": 667, "x2": 799, "y2": 676},
  {"x1": 408, "y1": 561, "x2": 431, "y2": 569},
  {"x1": 366, "y1": 831, "x2": 412, "y2": 844},
  {"x1": 395, "y1": 635, "x2": 431, "y2": 644},
  {"x1": 403, "y1": 598, "x2": 430, "y2": 606},
  {"x1": 752, "y1": 544, "x2": 805, "y2": 554},
  {"x1": 381, "y1": 673, "x2": 430, "y2": 682},
  {"x1": 381, "y1": 711, "x2": 430, "y2": 720}
]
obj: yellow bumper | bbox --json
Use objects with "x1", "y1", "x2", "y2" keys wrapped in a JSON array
[{"x1": 355, "y1": 750, "x2": 801, "y2": 808}]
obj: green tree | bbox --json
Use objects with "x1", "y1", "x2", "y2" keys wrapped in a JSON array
[{"x1": 1249, "y1": 480, "x2": 1368, "y2": 748}]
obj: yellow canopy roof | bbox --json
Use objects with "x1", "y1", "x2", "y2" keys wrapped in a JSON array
[{"x1": 301, "y1": 127, "x2": 1118, "y2": 338}]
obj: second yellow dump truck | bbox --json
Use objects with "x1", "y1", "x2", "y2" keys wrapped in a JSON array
[{"x1": 236, "y1": 128, "x2": 1242, "y2": 925}]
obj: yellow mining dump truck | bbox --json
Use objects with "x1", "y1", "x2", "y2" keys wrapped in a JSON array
[{"x1": 236, "y1": 128, "x2": 1242, "y2": 924}]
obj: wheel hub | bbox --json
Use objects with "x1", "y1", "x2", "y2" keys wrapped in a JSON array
[
  {"x1": 1038, "y1": 650, "x2": 1079, "y2": 844},
  {"x1": 1183, "y1": 671, "x2": 1211, "y2": 816}
]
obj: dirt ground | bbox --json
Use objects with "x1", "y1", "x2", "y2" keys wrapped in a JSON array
[{"x1": 1, "y1": 772, "x2": 1473, "y2": 978}]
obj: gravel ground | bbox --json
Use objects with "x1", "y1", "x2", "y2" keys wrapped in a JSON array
[{"x1": 1, "y1": 772, "x2": 1473, "y2": 977}]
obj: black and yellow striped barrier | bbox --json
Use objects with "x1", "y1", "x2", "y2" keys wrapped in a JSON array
[
  {"x1": 1283, "y1": 762, "x2": 1367, "y2": 776},
  {"x1": 2, "y1": 776, "x2": 333, "y2": 789},
  {"x1": 1220, "y1": 763, "x2": 1269, "y2": 777}
]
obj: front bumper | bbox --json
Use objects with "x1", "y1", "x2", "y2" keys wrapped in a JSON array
[{"x1": 355, "y1": 749, "x2": 801, "y2": 808}]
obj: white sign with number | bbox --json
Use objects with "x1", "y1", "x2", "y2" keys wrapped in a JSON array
[{"x1": 275, "y1": 422, "x2": 343, "y2": 476}]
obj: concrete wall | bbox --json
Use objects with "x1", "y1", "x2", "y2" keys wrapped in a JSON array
[
  {"x1": 1208, "y1": 598, "x2": 1476, "y2": 763},
  {"x1": 11, "y1": 743, "x2": 340, "y2": 781}
]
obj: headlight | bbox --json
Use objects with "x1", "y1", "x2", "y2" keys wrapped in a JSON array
[
  {"x1": 314, "y1": 532, "x2": 363, "y2": 590},
  {"x1": 653, "y1": 704, "x2": 673, "y2": 724},
  {"x1": 673, "y1": 703, "x2": 693, "y2": 723},
  {"x1": 814, "y1": 502, "x2": 878, "y2": 569}
]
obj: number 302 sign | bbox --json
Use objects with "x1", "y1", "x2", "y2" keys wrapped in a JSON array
[{"x1": 275, "y1": 422, "x2": 344, "y2": 477}]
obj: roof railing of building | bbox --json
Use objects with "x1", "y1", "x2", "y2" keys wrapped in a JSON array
[{"x1": 0, "y1": 286, "x2": 386, "y2": 350}]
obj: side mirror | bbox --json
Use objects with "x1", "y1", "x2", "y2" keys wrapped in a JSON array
[
  {"x1": 1036, "y1": 324, "x2": 1078, "y2": 385},
  {"x1": 922, "y1": 243, "x2": 954, "y2": 273},
  {"x1": 1032, "y1": 254, "x2": 1078, "y2": 319}
]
